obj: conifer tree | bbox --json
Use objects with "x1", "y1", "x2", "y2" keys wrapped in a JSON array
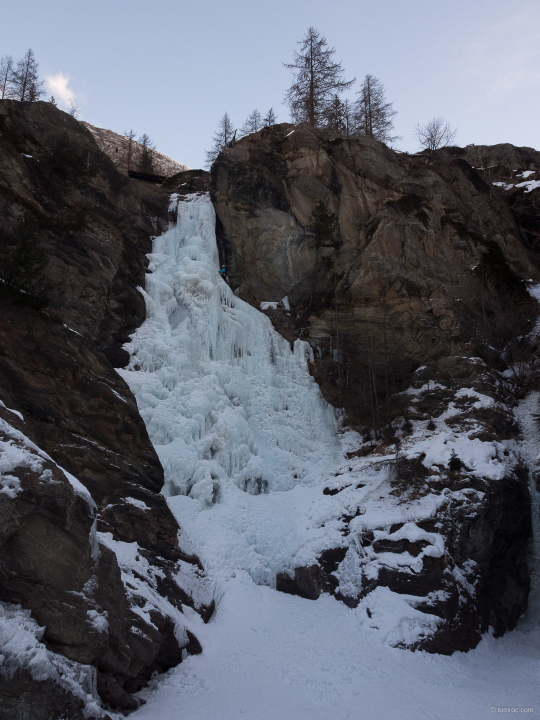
[
  {"x1": 240, "y1": 109, "x2": 262, "y2": 136},
  {"x1": 123, "y1": 129, "x2": 136, "y2": 171},
  {"x1": 12, "y1": 49, "x2": 44, "y2": 101},
  {"x1": 205, "y1": 113, "x2": 235, "y2": 168},
  {"x1": 354, "y1": 74, "x2": 398, "y2": 145},
  {"x1": 284, "y1": 27, "x2": 354, "y2": 127},
  {"x1": 48, "y1": 95, "x2": 57, "y2": 106},
  {"x1": 138, "y1": 133, "x2": 155, "y2": 173},
  {"x1": 341, "y1": 99, "x2": 355, "y2": 138},
  {"x1": 0, "y1": 55, "x2": 14, "y2": 99},
  {"x1": 69, "y1": 101, "x2": 80, "y2": 119},
  {"x1": 263, "y1": 108, "x2": 277, "y2": 126},
  {"x1": 325, "y1": 95, "x2": 346, "y2": 133}
]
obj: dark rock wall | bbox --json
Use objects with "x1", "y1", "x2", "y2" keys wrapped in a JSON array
[
  {"x1": 0, "y1": 100, "x2": 212, "y2": 717},
  {"x1": 210, "y1": 124, "x2": 539, "y2": 653}
]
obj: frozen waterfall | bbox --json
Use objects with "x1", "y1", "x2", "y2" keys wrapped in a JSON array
[{"x1": 118, "y1": 193, "x2": 339, "y2": 585}]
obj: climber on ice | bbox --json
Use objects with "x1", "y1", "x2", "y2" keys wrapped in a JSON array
[{"x1": 219, "y1": 265, "x2": 228, "y2": 283}]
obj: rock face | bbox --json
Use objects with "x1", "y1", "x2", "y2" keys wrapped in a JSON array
[
  {"x1": 211, "y1": 123, "x2": 536, "y2": 370},
  {"x1": 210, "y1": 123, "x2": 539, "y2": 652},
  {"x1": 81, "y1": 121, "x2": 189, "y2": 177},
  {"x1": 0, "y1": 100, "x2": 212, "y2": 717}
]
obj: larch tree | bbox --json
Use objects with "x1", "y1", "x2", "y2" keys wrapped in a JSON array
[
  {"x1": 205, "y1": 113, "x2": 235, "y2": 168},
  {"x1": 0, "y1": 55, "x2": 14, "y2": 99},
  {"x1": 415, "y1": 117, "x2": 457, "y2": 151},
  {"x1": 263, "y1": 108, "x2": 277, "y2": 126},
  {"x1": 69, "y1": 101, "x2": 80, "y2": 119},
  {"x1": 123, "y1": 129, "x2": 136, "y2": 171},
  {"x1": 341, "y1": 99, "x2": 355, "y2": 138},
  {"x1": 240, "y1": 109, "x2": 262, "y2": 136},
  {"x1": 12, "y1": 49, "x2": 44, "y2": 101},
  {"x1": 354, "y1": 74, "x2": 398, "y2": 145},
  {"x1": 138, "y1": 134, "x2": 155, "y2": 173},
  {"x1": 283, "y1": 27, "x2": 354, "y2": 127},
  {"x1": 324, "y1": 94, "x2": 346, "y2": 133}
]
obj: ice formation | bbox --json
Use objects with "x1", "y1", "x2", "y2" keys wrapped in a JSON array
[
  {"x1": 118, "y1": 193, "x2": 540, "y2": 720},
  {"x1": 118, "y1": 193, "x2": 338, "y2": 504}
]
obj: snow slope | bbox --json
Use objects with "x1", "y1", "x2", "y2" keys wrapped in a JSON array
[
  {"x1": 133, "y1": 577, "x2": 539, "y2": 720},
  {"x1": 119, "y1": 194, "x2": 540, "y2": 719}
]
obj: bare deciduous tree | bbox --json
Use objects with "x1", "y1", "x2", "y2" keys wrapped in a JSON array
[
  {"x1": 205, "y1": 113, "x2": 235, "y2": 168},
  {"x1": 354, "y1": 74, "x2": 399, "y2": 145},
  {"x1": 240, "y1": 109, "x2": 262, "y2": 136},
  {"x1": 284, "y1": 27, "x2": 354, "y2": 127},
  {"x1": 263, "y1": 108, "x2": 277, "y2": 126},
  {"x1": 69, "y1": 101, "x2": 80, "y2": 119},
  {"x1": 414, "y1": 117, "x2": 457, "y2": 151},
  {"x1": 12, "y1": 49, "x2": 44, "y2": 101},
  {"x1": 0, "y1": 55, "x2": 15, "y2": 99}
]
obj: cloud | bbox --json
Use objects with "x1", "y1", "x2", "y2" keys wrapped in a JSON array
[{"x1": 44, "y1": 72, "x2": 80, "y2": 112}]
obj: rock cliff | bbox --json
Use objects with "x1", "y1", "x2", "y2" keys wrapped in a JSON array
[
  {"x1": 81, "y1": 121, "x2": 189, "y2": 177},
  {"x1": 210, "y1": 123, "x2": 540, "y2": 652},
  {"x1": 0, "y1": 100, "x2": 212, "y2": 718}
]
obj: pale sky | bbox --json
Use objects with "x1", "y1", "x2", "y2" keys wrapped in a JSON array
[{"x1": 1, "y1": 0, "x2": 539, "y2": 169}]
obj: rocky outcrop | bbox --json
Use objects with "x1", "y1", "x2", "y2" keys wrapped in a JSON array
[
  {"x1": 0, "y1": 100, "x2": 212, "y2": 717},
  {"x1": 277, "y1": 358, "x2": 532, "y2": 653},
  {"x1": 81, "y1": 121, "x2": 189, "y2": 177},
  {"x1": 162, "y1": 168, "x2": 210, "y2": 196},
  {"x1": 211, "y1": 123, "x2": 536, "y2": 370},
  {"x1": 209, "y1": 123, "x2": 539, "y2": 652}
]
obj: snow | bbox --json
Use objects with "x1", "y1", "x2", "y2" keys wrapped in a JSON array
[
  {"x1": 118, "y1": 193, "x2": 338, "y2": 506},
  {"x1": 0, "y1": 400, "x2": 23, "y2": 421},
  {"x1": 120, "y1": 193, "x2": 540, "y2": 719},
  {"x1": 125, "y1": 496, "x2": 151, "y2": 511},
  {"x1": 98, "y1": 530, "x2": 213, "y2": 638},
  {"x1": 260, "y1": 296, "x2": 290, "y2": 312},
  {"x1": 0, "y1": 412, "x2": 96, "y2": 507},
  {"x1": 0, "y1": 602, "x2": 104, "y2": 717},
  {"x1": 518, "y1": 179, "x2": 540, "y2": 193},
  {"x1": 493, "y1": 178, "x2": 540, "y2": 193},
  {"x1": 63, "y1": 323, "x2": 83, "y2": 336},
  {"x1": 132, "y1": 575, "x2": 539, "y2": 720}
]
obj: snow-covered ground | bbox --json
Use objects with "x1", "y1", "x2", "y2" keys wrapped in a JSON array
[
  {"x1": 119, "y1": 194, "x2": 540, "y2": 719},
  {"x1": 132, "y1": 582, "x2": 539, "y2": 720}
]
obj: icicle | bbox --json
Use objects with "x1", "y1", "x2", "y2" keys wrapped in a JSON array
[{"x1": 118, "y1": 194, "x2": 339, "y2": 503}]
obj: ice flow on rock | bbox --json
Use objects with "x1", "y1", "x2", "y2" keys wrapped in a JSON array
[{"x1": 118, "y1": 193, "x2": 338, "y2": 505}]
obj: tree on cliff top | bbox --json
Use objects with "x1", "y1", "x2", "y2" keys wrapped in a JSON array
[
  {"x1": 123, "y1": 129, "x2": 136, "y2": 171},
  {"x1": 205, "y1": 113, "x2": 235, "y2": 168},
  {"x1": 0, "y1": 55, "x2": 15, "y2": 99},
  {"x1": 138, "y1": 133, "x2": 155, "y2": 173},
  {"x1": 12, "y1": 49, "x2": 44, "y2": 102},
  {"x1": 415, "y1": 117, "x2": 457, "y2": 151},
  {"x1": 354, "y1": 74, "x2": 398, "y2": 145},
  {"x1": 240, "y1": 109, "x2": 262, "y2": 136},
  {"x1": 284, "y1": 27, "x2": 354, "y2": 127},
  {"x1": 263, "y1": 108, "x2": 277, "y2": 126}
]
